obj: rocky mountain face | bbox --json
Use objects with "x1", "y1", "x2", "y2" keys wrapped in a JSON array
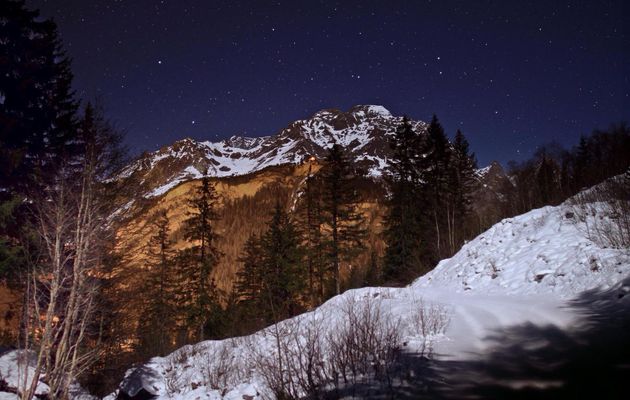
[
  {"x1": 114, "y1": 105, "x2": 425, "y2": 200},
  {"x1": 472, "y1": 161, "x2": 514, "y2": 231},
  {"x1": 107, "y1": 103, "x2": 510, "y2": 293}
]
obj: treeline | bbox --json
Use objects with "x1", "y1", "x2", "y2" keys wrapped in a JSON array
[
  {"x1": 504, "y1": 123, "x2": 630, "y2": 216},
  {"x1": 382, "y1": 116, "x2": 478, "y2": 283}
]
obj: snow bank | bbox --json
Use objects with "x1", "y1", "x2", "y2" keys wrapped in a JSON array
[
  {"x1": 0, "y1": 350, "x2": 50, "y2": 398},
  {"x1": 413, "y1": 202, "x2": 628, "y2": 297},
  {"x1": 0, "y1": 350, "x2": 96, "y2": 400}
]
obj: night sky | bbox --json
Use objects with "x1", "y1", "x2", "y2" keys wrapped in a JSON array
[{"x1": 29, "y1": 0, "x2": 629, "y2": 166}]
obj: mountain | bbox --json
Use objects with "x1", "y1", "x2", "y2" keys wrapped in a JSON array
[
  {"x1": 114, "y1": 105, "x2": 426, "y2": 199},
  {"x1": 472, "y1": 160, "x2": 514, "y2": 230},
  {"x1": 107, "y1": 177, "x2": 630, "y2": 400}
]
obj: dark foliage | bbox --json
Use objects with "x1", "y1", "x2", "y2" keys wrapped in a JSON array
[
  {"x1": 382, "y1": 117, "x2": 425, "y2": 283},
  {"x1": 506, "y1": 123, "x2": 630, "y2": 216},
  {"x1": 320, "y1": 141, "x2": 367, "y2": 295}
]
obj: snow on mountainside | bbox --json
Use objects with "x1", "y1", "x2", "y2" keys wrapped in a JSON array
[
  {"x1": 109, "y1": 180, "x2": 629, "y2": 400},
  {"x1": 115, "y1": 105, "x2": 426, "y2": 199}
]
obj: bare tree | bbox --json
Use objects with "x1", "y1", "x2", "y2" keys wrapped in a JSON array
[
  {"x1": 18, "y1": 103, "x2": 122, "y2": 400},
  {"x1": 19, "y1": 173, "x2": 103, "y2": 399},
  {"x1": 569, "y1": 172, "x2": 630, "y2": 249}
]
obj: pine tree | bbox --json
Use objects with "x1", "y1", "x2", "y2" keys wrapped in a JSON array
[
  {"x1": 0, "y1": 0, "x2": 80, "y2": 280},
  {"x1": 536, "y1": 150, "x2": 558, "y2": 205},
  {"x1": 234, "y1": 233, "x2": 264, "y2": 305},
  {"x1": 258, "y1": 202, "x2": 305, "y2": 321},
  {"x1": 382, "y1": 117, "x2": 425, "y2": 283},
  {"x1": 138, "y1": 210, "x2": 176, "y2": 357},
  {"x1": 446, "y1": 130, "x2": 478, "y2": 254},
  {"x1": 418, "y1": 115, "x2": 452, "y2": 261},
  {"x1": 574, "y1": 135, "x2": 591, "y2": 190},
  {"x1": 297, "y1": 162, "x2": 327, "y2": 305},
  {"x1": 364, "y1": 250, "x2": 380, "y2": 287},
  {"x1": 321, "y1": 142, "x2": 367, "y2": 296},
  {"x1": 234, "y1": 203, "x2": 305, "y2": 326},
  {"x1": 180, "y1": 174, "x2": 222, "y2": 341},
  {"x1": 0, "y1": 0, "x2": 79, "y2": 195}
]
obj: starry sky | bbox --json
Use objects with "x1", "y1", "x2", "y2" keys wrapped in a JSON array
[{"x1": 29, "y1": 0, "x2": 629, "y2": 166}]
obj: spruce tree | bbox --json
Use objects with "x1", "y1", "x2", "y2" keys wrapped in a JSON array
[
  {"x1": 418, "y1": 115, "x2": 452, "y2": 261},
  {"x1": 258, "y1": 202, "x2": 305, "y2": 321},
  {"x1": 536, "y1": 151, "x2": 558, "y2": 205},
  {"x1": 234, "y1": 233, "x2": 264, "y2": 305},
  {"x1": 446, "y1": 130, "x2": 478, "y2": 253},
  {"x1": 382, "y1": 117, "x2": 425, "y2": 283},
  {"x1": 0, "y1": 0, "x2": 80, "y2": 280},
  {"x1": 0, "y1": 0, "x2": 78, "y2": 194},
  {"x1": 298, "y1": 163, "x2": 326, "y2": 305},
  {"x1": 574, "y1": 135, "x2": 590, "y2": 190},
  {"x1": 181, "y1": 174, "x2": 222, "y2": 341},
  {"x1": 321, "y1": 142, "x2": 367, "y2": 296},
  {"x1": 139, "y1": 210, "x2": 176, "y2": 356}
]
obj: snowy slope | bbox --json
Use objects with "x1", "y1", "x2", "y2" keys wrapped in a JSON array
[
  {"x1": 114, "y1": 105, "x2": 426, "y2": 199},
  {"x1": 108, "y1": 178, "x2": 629, "y2": 399},
  {"x1": 413, "y1": 204, "x2": 628, "y2": 297}
]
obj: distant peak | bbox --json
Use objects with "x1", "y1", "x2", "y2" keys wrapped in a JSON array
[
  {"x1": 309, "y1": 105, "x2": 392, "y2": 120},
  {"x1": 311, "y1": 108, "x2": 342, "y2": 119},
  {"x1": 349, "y1": 105, "x2": 392, "y2": 117},
  {"x1": 170, "y1": 137, "x2": 200, "y2": 148}
]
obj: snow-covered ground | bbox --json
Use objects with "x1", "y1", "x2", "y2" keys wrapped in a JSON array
[
  {"x1": 0, "y1": 351, "x2": 49, "y2": 398},
  {"x1": 3, "y1": 180, "x2": 627, "y2": 399},
  {"x1": 0, "y1": 350, "x2": 95, "y2": 400},
  {"x1": 107, "y1": 183, "x2": 629, "y2": 400}
]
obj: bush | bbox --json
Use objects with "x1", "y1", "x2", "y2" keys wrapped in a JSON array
[{"x1": 569, "y1": 173, "x2": 630, "y2": 249}]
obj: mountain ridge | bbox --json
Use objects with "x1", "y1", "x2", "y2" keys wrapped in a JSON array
[{"x1": 114, "y1": 105, "x2": 427, "y2": 199}]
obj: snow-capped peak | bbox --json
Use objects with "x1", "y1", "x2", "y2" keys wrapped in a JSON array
[
  {"x1": 350, "y1": 104, "x2": 392, "y2": 117},
  {"x1": 114, "y1": 105, "x2": 427, "y2": 199}
]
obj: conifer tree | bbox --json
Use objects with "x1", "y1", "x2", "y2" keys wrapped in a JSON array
[
  {"x1": 234, "y1": 233, "x2": 264, "y2": 305},
  {"x1": 181, "y1": 174, "x2": 221, "y2": 341},
  {"x1": 321, "y1": 142, "x2": 366, "y2": 295},
  {"x1": 259, "y1": 202, "x2": 305, "y2": 321},
  {"x1": 236, "y1": 203, "x2": 305, "y2": 324},
  {"x1": 138, "y1": 209, "x2": 176, "y2": 356},
  {"x1": 0, "y1": 0, "x2": 80, "y2": 280},
  {"x1": 382, "y1": 117, "x2": 425, "y2": 283},
  {"x1": 418, "y1": 115, "x2": 452, "y2": 261},
  {"x1": 446, "y1": 130, "x2": 478, "y2": 253},
  {"x1": 298, "y1": 162, "x2": 326, "y2": 305},
  {"x1": 0, "y1": 0, "x2": 79, "y2": 194},
  {"x1": 364, "y1": 250, "x2": 380, "y2": 287},
  {"x1": 574, "y1": 135, "x2": 590, "y2": 190},
  {"x1": 536, "y1": 150, "x2": 558, "y2": 205}
]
